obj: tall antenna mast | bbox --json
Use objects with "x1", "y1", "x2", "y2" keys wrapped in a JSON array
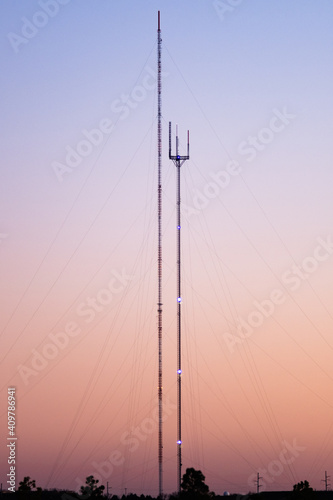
[
  {"x1": 169, "y1": 122, "x2": 190, "y2": 494},
  {"x1": 157, "y1": 10, "x2": 163, "y2": 499}
]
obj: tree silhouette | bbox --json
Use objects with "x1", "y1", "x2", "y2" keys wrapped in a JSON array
[
  {"x1": 79, "y1": 475, "x2": 105, "y2": 498},
  {"x1": 181, "y1": 467, "x2": 211, "y2": 498},
  {"x1": 18, "y1": 476, "x2": 42, "y2": 492},
  {"x1": 293, "y1": 480, "x2": 314, "y2": 498}
]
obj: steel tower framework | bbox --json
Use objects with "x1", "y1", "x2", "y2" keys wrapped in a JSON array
[{"x1": 157, "y1": 11, "x2": 163, "y2": 499}]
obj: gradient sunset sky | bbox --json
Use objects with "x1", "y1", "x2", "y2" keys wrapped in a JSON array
[{"x1": 1, "y1": 0, "x2": 333, "y2": 496}]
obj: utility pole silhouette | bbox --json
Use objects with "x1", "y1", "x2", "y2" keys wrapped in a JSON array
[
  {"x1": 256, "y1": 472, "x2": 263, "y2": 494},
  {"x1": 321, "y1": 471, "x2": 331, "y2": 491}
]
